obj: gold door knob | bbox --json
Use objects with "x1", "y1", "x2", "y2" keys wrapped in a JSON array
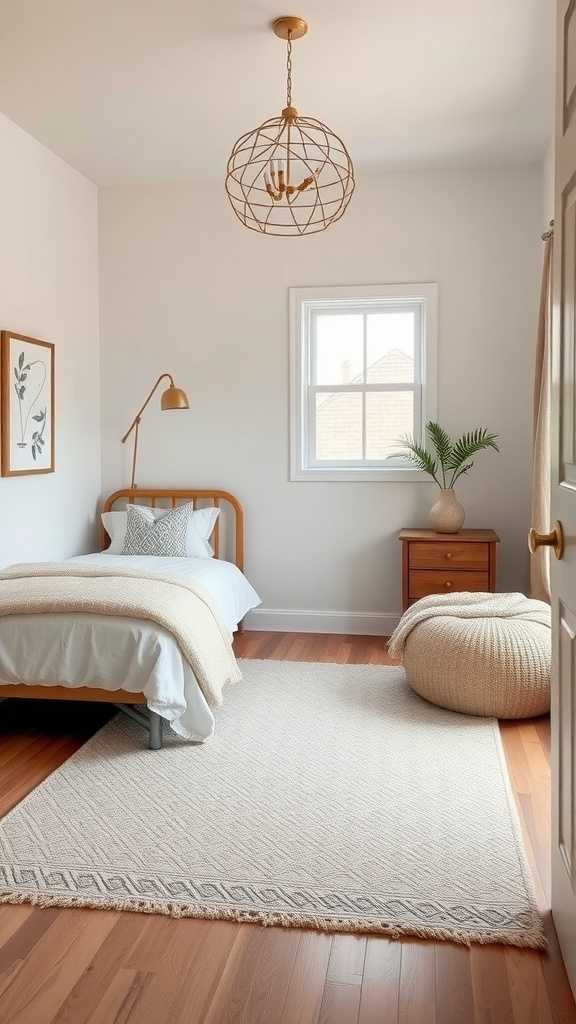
[{"x1": 528, "y1": 521, "x2": 564, "y2": 560}]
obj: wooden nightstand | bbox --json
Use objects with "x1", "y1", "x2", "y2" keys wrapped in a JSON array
[{"x1": 399, "y1": 529, "x2": 499, "y2": 611}]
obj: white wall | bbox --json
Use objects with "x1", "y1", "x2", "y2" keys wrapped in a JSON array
[
  {"x1": 99, "y1": 166, "x2": 541, "y2": 630},
  {"x1": 0, "y1": 113, "x2": 100, "y2": 564}
]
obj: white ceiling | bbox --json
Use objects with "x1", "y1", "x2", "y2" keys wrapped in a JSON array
[{"x1": 0, "y1": 0, "x2": 553, "y2": 185}]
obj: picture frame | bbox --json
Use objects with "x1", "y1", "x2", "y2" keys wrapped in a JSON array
[{"x1": 1, "y1": 331, "x2": 55, "y2": 476}]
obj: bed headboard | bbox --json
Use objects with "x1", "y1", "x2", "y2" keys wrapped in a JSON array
[{"x1": 101, "y1": 489, "x2": 245, "y2": 571}]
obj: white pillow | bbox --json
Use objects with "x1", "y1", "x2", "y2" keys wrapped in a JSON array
[{"x1": 101, "y1": 503, "x2": 219, "y2": 558}]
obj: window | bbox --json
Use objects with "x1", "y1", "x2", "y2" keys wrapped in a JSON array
[{"x1": 289, "y1": 284, "x2": 438, "y2": 481}]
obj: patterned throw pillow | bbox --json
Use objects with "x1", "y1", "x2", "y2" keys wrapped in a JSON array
[{"x1": 122, "y1": 503, "x2": 192, "y2": 556}]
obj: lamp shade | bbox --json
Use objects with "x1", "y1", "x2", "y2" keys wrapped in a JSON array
[{"x1": 161, "y1": 384, "x2": 189, "y2": 411}]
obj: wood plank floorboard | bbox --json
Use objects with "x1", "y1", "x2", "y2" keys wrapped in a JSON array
[{"x1": 0, "y1": 631, "x2": 573, "y2": 1023}]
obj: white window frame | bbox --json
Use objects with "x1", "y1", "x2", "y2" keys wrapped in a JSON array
[{"x1": 289, "y1": 283, "x2": 438, "y2": 482}]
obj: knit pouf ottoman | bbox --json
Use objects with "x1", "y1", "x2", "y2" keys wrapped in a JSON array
[{"x1": 389, "y1": 593, "x2": 551, "y2": 719}]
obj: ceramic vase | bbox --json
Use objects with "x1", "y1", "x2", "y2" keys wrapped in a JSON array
[{"x1": 429, "y1": 488, "x2": 465, "y2": 533}]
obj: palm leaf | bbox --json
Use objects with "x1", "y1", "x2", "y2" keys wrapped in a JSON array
[
  {"x1": 451, "y1": 461, "x2": 474, "y2": 485},
  {"x1": 425, "y1": 421, "x2": 453, "y2": 486},
  {"x1": 447, "y1": 429, "x2": 499, "y2": 469},
  {"x1": 447, "y1": 428, "x2": 500, "y2": 486},
  {"x1": 397, "y1": 435, "x2": 440, "y2": 484},
  {"x1": 426, "y1": 422, "x2": 452, "y2": 463}
]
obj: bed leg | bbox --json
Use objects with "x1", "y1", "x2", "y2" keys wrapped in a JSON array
[
  {"x1": 115, "y1": 704, "x2": 164, "y2": 750},
  {"x1": 149, "y1": 710, "x2": 163, "y2": 750}
]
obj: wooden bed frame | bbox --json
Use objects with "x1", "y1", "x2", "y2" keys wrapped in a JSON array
[{"x1": 0, "y1": 488, "x2": 245, "y2": 745}]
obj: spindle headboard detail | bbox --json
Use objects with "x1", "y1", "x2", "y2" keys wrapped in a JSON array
[{"x1": 101, "y1": 488, "x2": 245, "y2": 571}]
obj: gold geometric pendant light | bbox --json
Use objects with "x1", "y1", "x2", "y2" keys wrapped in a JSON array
[{"x1": 225, "y1": 16, "x2": 355, "y2": 237}]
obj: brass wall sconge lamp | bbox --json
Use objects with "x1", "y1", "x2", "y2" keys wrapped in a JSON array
[{"x1": 121, "y1": 373, "x2": 189, "y2": 488}]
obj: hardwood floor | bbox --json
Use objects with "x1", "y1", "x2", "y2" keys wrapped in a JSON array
[{"x1": 0, "y1": 631, "x2": 574, "y2": 1023}]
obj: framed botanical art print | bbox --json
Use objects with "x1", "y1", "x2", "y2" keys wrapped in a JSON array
[{"x1": 1, "y1": 331, "x2": 55, "y2": 476}]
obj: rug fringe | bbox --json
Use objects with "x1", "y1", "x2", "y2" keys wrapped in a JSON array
[{"x1": 0, "y1": 890, "x2": 547, "y2": 950}]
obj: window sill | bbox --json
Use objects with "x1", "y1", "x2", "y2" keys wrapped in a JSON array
[{"x1": 290, "y1": 467, "x2": 433, "y2": 483}]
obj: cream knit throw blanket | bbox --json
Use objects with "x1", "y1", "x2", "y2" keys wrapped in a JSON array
[
  {"x1": 389, "y1": 591, "x2": 551, "y2": 660},
  {"x1": 0, "y1": 563, "x2": 241, "y2": 707}
]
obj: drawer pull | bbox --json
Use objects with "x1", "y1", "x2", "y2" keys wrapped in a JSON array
[
  {"x1": 444, "y1": 580, "x2": 453, "y2": 589},
  {"x1": 445, "y1": 552, "x2": 453, "y2": 560}
]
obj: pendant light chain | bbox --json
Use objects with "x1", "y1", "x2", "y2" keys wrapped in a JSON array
[{"x1": 286, "y1": 31, "x2": 293, "y2": 107}]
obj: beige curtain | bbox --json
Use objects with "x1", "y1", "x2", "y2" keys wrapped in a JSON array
[{"x1": 530, "y1": 234, "x2": 552, "y2": 602}]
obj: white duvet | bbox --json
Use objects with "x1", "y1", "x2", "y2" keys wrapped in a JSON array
[{"x1": 0, "y1": 553, "x2": 261, "y2": 741}]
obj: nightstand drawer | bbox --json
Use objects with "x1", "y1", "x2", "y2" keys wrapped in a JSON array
[
  {"x1": 409, "y1": 541, "x2": 489, "y2": 570},
  {"x1": 400, "y1": 529, "x2": 498, "y2": 611},
  {"x1": 409, "y1": 570, "x2": 490, "y2": 602}
]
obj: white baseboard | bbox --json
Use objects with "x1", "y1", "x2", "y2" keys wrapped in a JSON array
[{"x1": 243, "y1": 608, "x2": 401, "y2": 636}]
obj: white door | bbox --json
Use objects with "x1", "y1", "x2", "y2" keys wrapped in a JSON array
[{"x1": 546, "y1": 0, "x2": 576, "y2": 994}]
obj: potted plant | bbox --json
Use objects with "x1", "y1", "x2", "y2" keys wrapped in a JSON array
[{"x1": 399, "y1": 421, "x2": 500, "y2": 533}]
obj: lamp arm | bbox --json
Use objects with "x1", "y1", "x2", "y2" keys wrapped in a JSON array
[{"x1": 121, "y1": 373, "x2": 175, "y2": 444}]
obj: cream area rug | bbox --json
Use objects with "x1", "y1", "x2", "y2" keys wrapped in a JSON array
[{"x1": 0, "y1": 660, "x2": 544, "y2": 949}]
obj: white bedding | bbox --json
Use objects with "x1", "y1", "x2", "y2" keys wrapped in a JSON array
[
  {"x1": 72, "y1": 553, "x2": 260, "y2": 635},
  {"x1": 0, "y1": 553, "x2": 261, "y2": 741}
]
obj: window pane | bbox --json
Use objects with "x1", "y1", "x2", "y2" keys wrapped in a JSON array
[
  {"x1": 366, "y1": 391, "x2": 414, "y2": 460},
  {"x1": 316, "y1": 392, "x2": 362, "y2": 460},
  {"x1": 366, "y1": 312, "x2": 415, "y2": 383},
  {"x1": 315, "y1": 314, "x2": 363, "y2": 384}
]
